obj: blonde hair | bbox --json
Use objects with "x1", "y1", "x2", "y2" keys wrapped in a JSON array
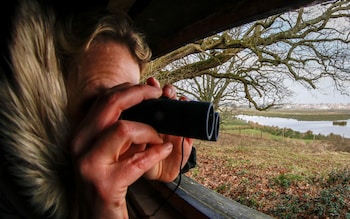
[{"x1": 56, "y1": 10, "x2": 152, "y2": 79}]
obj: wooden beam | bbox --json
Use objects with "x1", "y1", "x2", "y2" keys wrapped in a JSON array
[{"x1": 127, "y1": 176, "x2": 274, "y2": 219}]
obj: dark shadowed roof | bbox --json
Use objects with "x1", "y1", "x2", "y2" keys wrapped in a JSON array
[
  {"x1": 107, "y1": 0, "x2": 325, "y2": 58},
  {"x1": 2, "y1": 0, "x2": 326, "y2": 59}
]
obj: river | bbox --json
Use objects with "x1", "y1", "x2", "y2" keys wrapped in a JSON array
[{"x1": 235, "y1": 115, "x2": 350, "y2": 138}]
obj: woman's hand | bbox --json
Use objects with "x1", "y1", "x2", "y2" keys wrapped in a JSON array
[
  {"x1": 71, "y1": 78, "x2": 193, "y2": 218},
  {"x1": 71, "y1": 83, "x2": 175, "y2": 218}
]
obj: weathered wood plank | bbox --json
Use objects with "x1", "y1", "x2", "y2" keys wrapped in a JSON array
[{"x1": 128, "y1": 176, "x2": 274, "y2": 219}]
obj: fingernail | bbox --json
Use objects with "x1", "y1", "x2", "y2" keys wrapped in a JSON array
[
  {"x1": 164, "y1": 142, "x2": 173, "y2": 151},
  {"x1": 164, "y1": 87, "x2": 173, "y2": 96}
]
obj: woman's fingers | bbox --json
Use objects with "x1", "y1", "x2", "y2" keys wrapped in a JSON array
[
  {"x1": 162, "y1": 84, "x2": 177, "y2": 99},
  {"x1": 77, "y1": 120, "x2": 174, "y2": 197},
  {"x1": 71, "y1": 83, "x2": 162, "y2": 156},
  {"x1": 146, "y1": 77, "x2": 161, "y2": 88},
  {"x1": 146, "y1": 77, "x2": 177, "y2": 99},
  {"x1": 120, "y1": 142, "x2": 173, "y2": 183},
  {"x1": 81, "y1": 120, "x2": 163, "y2": 163}
]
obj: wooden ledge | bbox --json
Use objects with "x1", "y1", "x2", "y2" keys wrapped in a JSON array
[{"x1": 127, "y1": 176, "x2": 274, "y2": 219}]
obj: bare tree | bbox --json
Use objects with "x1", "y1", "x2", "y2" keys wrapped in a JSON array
[{"x1": 143, "y1": 0, "x2": 350, "y2": 110}]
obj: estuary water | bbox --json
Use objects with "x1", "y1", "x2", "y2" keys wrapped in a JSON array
[{"x1": 235, "y1": 115, "x2": 350, "y2": 138}]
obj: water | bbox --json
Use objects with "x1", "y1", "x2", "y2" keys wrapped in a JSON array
[{"x1": 235, "y1": 115, "x2": 350, "y2": 138}]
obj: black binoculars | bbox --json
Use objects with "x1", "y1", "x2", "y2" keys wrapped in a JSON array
[{"x1": 121, "y1": 98, "x2": 220, "y2": 141}]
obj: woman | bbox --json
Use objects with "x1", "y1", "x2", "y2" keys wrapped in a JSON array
[{"x1": 0, "y1": 1, "x2": 193, "y2": 218}]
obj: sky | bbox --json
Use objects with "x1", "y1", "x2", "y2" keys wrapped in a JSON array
[
  {"x1": 288, "y1": 80, "x2": 350, "y2": 104},
  {"x1": 292, "y1": 88, "x2": 350, "y2": 104}
]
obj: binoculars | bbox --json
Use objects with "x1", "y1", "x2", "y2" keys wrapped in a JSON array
[{"x1": 121, "y1": 98, "x2": 220, "y2": 141}]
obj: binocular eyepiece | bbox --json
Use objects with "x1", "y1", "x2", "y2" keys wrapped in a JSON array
[{"x1": 121, "y1": 98, "x2": 220, "y2": 141}]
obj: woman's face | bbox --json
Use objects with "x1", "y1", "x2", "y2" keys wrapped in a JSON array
[{"x1": 67, "y1": 41, "x2": 141, "y2": 127}]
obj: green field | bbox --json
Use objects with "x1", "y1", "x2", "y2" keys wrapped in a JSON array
[{"x1": 186, "y1": 111, "x2": 350, "y2": 218}]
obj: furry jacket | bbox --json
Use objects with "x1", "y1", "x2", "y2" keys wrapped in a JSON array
[{"x1": 0, "y1": 1, "x2": 71, "y2": 218}]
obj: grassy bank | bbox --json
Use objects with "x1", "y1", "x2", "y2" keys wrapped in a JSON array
[{"x1": 186, "y1": 119, "x2": 350, "y2": 218}]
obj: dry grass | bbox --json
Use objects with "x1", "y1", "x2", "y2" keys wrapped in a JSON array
[{"x1": 186, "y1": 132, "x2": 350, "y2": 218}]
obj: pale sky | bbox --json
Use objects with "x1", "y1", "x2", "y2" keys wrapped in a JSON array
[
  {"x1": 288, "y1": 81, "x2": 350, "y2": 104},
  {"x1": 292, "y1": 89, "x2": 350, "y2": 104}
]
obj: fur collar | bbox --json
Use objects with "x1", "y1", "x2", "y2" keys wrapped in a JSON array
[{"x1": 0, "y1": 1, "x2": 71, "y2": 218}]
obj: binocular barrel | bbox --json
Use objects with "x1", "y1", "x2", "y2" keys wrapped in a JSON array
[{"x1": 121, "y1": 98, "x2": 220, "y2": 141}]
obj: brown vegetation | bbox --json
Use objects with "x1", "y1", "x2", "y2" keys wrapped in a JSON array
[{"x1": 186, "y1": 132, "x2": 350, "y2": 218}]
